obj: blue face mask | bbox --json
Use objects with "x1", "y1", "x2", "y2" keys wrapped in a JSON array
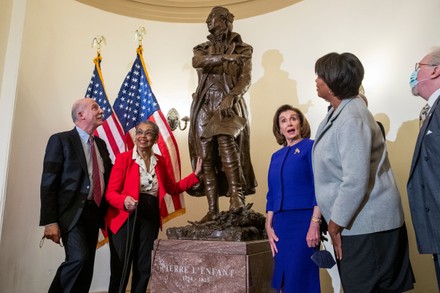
[
  {"x1": 409, "y1": 69, "x2": 420, "y2": 89},
  {"x1": 410, "y1": 68, "x2": 431, "y2": 89}
]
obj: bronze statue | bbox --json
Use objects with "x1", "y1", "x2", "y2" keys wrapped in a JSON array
[{"x1": 188, "y1": 6, "x2": 257, "y2": 223}]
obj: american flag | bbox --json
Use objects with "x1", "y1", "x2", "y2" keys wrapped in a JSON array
[
  {"x1": 85, "y1": 55, "x2": 126, "y2": 163},
  {"x1": 114, "y1": 47, "x2": 185, "y2": 223}
]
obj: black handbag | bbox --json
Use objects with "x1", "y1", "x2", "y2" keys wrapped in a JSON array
[{"x1": 311, "y1": 241, "x2": 336, "y2": 269}]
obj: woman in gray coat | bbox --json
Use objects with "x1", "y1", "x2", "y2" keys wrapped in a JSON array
[{"x1": 312, "y1": 52, "x2": 414, "y2": 293}]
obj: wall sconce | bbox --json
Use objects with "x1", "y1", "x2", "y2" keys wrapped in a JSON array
[{"x1": 166, "y1": 108, "x2": 190, "y2": 131}]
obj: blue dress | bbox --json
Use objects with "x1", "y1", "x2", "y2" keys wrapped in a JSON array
[{"x1": 266, "y1": 138, "x2": 320, "y2": 293}]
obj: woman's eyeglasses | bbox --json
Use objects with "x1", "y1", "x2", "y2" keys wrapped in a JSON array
[{"x1": 135, "y1": 130, "x2": 156, "y2": 137}]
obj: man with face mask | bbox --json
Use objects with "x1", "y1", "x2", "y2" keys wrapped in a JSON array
[
  {"x1": 408, "y1": 48, "x2": 440, "y2": 290},
  {"x1": 187, "y1": 6, "x2": 257, "y2": 222}
]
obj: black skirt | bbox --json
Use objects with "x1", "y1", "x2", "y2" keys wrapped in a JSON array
[{"x1": 339, "y1": 224, "x2": 415, "y2": 293}]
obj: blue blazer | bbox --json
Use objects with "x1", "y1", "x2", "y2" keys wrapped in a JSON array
[{"x1": 266, "y1": 138, "x2": 316, "y2": 213}]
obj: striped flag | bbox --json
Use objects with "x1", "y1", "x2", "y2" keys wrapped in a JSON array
[
  {"x1": 113, "y1": 46, "x2": 185, "y2": 223},
  {"x1": 85, "y1": 54, "x2": 127, "y2": 248},
  {"x1": 85, "y1": 55, "x2": 126, "y2": 163}
]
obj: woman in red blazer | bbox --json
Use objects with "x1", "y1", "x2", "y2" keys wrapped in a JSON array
[{"x1": 105, "y1": 120, "x2": 202, "y2": 293}]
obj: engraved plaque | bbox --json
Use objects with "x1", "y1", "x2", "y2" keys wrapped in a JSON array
[{"x1": 150, "y1": 239, "x2": 274, "y2": 293}]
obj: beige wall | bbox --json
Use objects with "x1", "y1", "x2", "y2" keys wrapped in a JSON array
[
  {"x1": 0, "y1": 0, "x2": 13, "y2": 240},
  {"x1": 0, "y1": 0, "x2": 26, "y2": 242},
  {"x1": 0, "y1": 0, "x2": 12, "y2": 83},
  {"x1": 0, "y1": 0, "x2": 439, "y2": 292}
]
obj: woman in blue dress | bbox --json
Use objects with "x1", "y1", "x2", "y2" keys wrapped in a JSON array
[{"x1": 266, "y1": 104, "x2": 321, "y2": 293}]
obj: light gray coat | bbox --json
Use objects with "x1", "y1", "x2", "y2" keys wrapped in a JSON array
[{"x1": 312, "y1": 97, "x2": 404, "y2": 236}]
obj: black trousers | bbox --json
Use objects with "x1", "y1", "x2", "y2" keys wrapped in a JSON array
[
  {"x1": 48, "y1": 201, "x2": 100, "y2": 293},
  {"x1": 339, "y1": 224, "x2": 415, "y2": 293},
  {"x1": 108, "y1": 193, "x2": 160, "y2": 293}
]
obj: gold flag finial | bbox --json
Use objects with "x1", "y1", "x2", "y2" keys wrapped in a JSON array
[
  {"x1": 91, "y1": 36, "x2": 106, "y2": 55},
  {"x1": 135, "y1": 27, "x2": 146, "y2": 47}
]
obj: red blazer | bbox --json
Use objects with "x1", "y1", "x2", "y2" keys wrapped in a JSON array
[{"x1": 105, "y1": 150, "x2": 199, "y2": 234}]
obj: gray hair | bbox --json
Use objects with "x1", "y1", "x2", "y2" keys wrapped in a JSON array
[
  {"x1": 428, "y1": 48, "x2": 440, "y2": 65},
  {"x1": 71, "y1": 99, "x2": 86, "y2": 123}
]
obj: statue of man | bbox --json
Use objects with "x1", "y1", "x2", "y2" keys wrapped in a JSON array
[{"x1": 188, "y1": 6, "x2": 257, "y2": 223}]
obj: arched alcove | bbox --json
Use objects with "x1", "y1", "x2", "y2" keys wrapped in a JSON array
[{"x1": 75, "y1": 0, "x2": 302, "y2": 23}]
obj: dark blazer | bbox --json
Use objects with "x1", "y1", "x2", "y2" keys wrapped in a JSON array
[
  {"x1": 408, "y1": 97, "x2": 440, "y2": 254},
  {"x1": 39, "y1": 128, "x2": 112, "y2": 233}
]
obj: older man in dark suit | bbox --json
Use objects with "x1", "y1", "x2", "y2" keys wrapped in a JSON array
[
  {"x1": 40, "y1": 97, "x2": 112, "y2": 293},
  {"x1": 408, "y1": 48, "x2": 440, "y2": 290}
]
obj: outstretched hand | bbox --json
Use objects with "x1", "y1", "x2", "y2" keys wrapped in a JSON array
[{"x1": 194, "y1": 157, "x2": 203, "y2": 177}]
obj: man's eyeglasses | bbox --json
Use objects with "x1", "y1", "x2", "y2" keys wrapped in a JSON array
[
  {"x1": 135, "y1": 130, "x2": 156, "y2": 137},
  {"x1": 415, "y1": 62, "x2": 439, "y2": 70}
]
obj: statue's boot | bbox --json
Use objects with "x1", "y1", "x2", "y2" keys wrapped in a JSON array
[
  {"x1": 198, "y1": 167, "x2": 219, "y2": 223},
  {"x1": 218, "y1": 136, "x2": 246, "y2": 213},
  {"x1": 229, "y1": 182, "x2": 245, "y2": 213},
  {"x1": 199, "y1": 210, "x2": 218, "y2": 223}
]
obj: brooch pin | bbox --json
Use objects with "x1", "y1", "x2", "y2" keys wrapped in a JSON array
[{"x1": 294, "y1": 148, "x2": 300, "y2": 154}]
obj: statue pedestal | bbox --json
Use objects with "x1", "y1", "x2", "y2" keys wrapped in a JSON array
[{"x1": 150, "y1": 239, "x2": 274, "y2": 293}]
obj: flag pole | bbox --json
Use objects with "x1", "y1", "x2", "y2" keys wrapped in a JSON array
[
  {"x1": 134, "y1": 27, "x2": 152, "y2": 85},
  {"x1": 113, "y1": 29, "x2": 185, "y2": 223},
  {"x1": 91, "y1": 36, "x2": 107, "y2": 95},
  {"x1": 89, "y1": 35, "x2": 111, "y2": 249}
]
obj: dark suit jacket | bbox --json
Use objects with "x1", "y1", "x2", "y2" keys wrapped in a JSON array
[
  {"x1": 408, "y1": 96, "x2": 440, "y2": 254},
  {"x1": 39, "y1": 128, "x2": 112, "y2": 234}
]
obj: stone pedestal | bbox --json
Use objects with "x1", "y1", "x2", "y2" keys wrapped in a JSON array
[{"x1": 150, "y1": 239, "x2": 274, "y2": 293}]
